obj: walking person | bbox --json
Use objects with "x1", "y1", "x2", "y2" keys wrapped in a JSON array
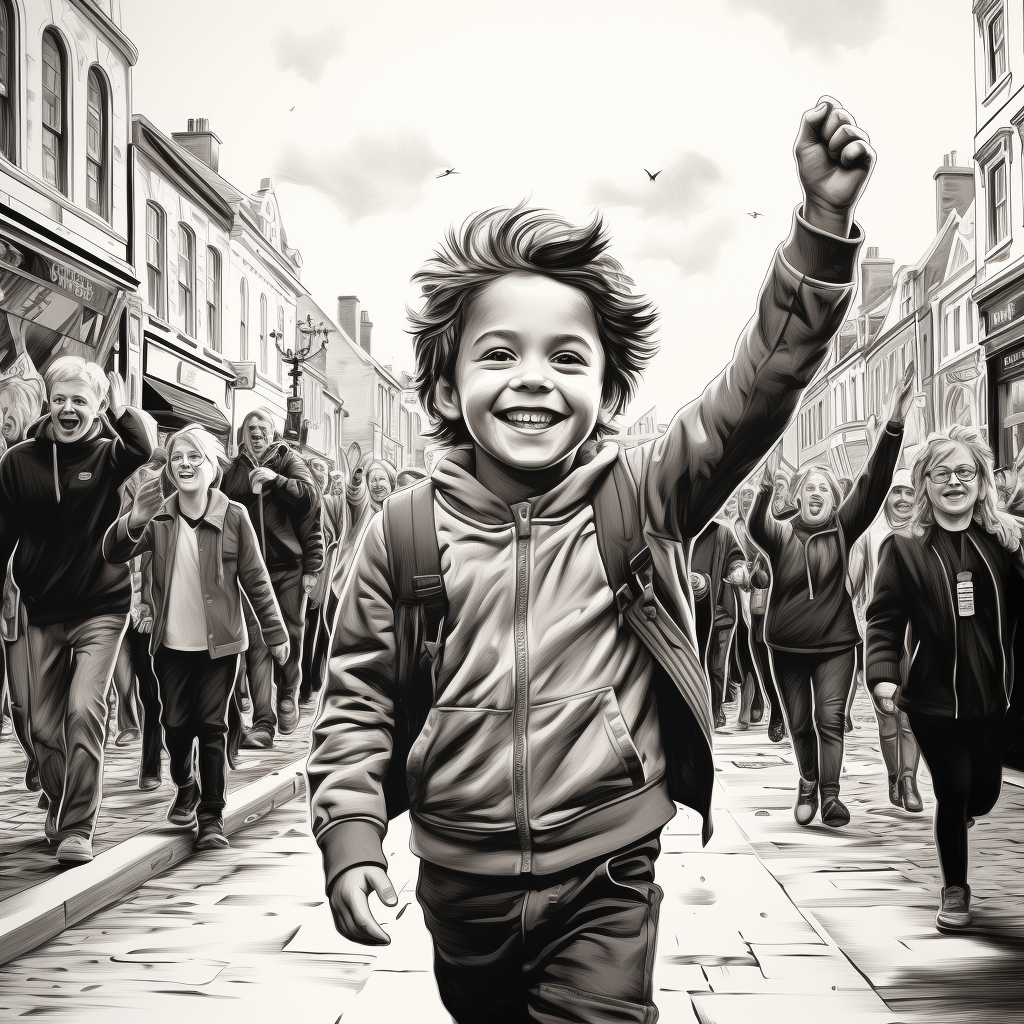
[
  {"x1": 849, "y1": 467, "x2": 922, "y2": 812},
  {"x1": 221, "y1": 409, "x2": 322, "y2": 745},
  {"x1": 104, "y1": 425, "x2": 288, "y2": 850},
  {"x1": 0, "y1": 358, "x2": 155, "y2": 863},
  {"x1": 748, "y1": 367, "x2": 912, "y2": 827},
  {"x1": 867, "y1": 426, "x2": 1024, "y2": 931}
]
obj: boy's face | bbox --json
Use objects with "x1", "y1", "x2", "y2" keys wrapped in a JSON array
[
  {"x1": 49, "y1": 374, "x2": 106, "y2": 443},
  {"x1": 438, "y1": 273, "x2": 609, "y2": 473}
]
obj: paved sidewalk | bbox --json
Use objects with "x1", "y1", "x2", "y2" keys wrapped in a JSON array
[{"x1": 0, "y1": 701, "x2": 315, "y2": 904}]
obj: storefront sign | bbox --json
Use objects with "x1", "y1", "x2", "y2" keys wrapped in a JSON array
[
  {"x1": 1000, "y1": 343, "x2": 1024, "y2": 379},
  {"x1": 982, "y1": 288, "x2": 1024, "y2": 336},
  {"x1": 231, "y1": 361, "x2": 257, "y2": 390},
  {"x1": 945, "y1": 366, "x2": 980, "y2": 384},
  {"x1": 176, "y1": 361, "x2": 199, "y2": 388},
  {"x1": 48, "y1": 261, "x2": 95, "y2": 302}
]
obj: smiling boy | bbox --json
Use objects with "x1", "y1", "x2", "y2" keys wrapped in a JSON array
[
  {"x1": 0, "y1": 357, "x2": 155, "y2": 863},
  {"x1": 308, "y1": 97, "x2": 875, "y2": 1022}
]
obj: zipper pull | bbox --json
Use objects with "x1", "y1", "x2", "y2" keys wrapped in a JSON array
[{"x1": 511, "y1": 502, "x2": 532, "y2": 539}]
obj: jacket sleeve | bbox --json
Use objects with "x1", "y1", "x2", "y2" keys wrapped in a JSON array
[
  {"x1": 306, "y1": 514, "x2": 396, "y2": 890},
  {"x1": 107, "y1": 409, "x2": 157, "y2": 486},
  {"x1": 102, "y1": 514, "x2": 155, "y2": 564},
  {"x1": 865, "y1": 535, "x2": 909, "y2": 690},
  {"x1": 0, "y1": 453, "x2": 20, "y2": 582},
  {"x1": 748, "y1": 482, "x2": 786, "y2": 561},
  {"x1": 235, "y1": 510, "x2": 288, "y2": 648},
  {"x1": 848, "y1": 534, "x2": 868, "y2": 600},
  {"x1": 838, "y1": 422, "x2": 904, "y2": 544},
  {"x1": 632, "y1": 208, "x2": 862, "y2": 541},
  {"x1": 297, "y1": 496, "x2": 326, "y2": 576},
  {"x1": 272, "y1": 449, "x2": 319, "y2": 511}
]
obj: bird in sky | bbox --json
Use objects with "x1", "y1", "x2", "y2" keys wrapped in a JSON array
[
  {"x1": 644, "y1": 169, "x2": 661, "y2": 181},
  {"x1": 747, "y1": 211, "x2": 764, "y2": 219},
  {"x1": 289, "y1": 105, "x2": 296, "y2": 112},
  {"x1": 437, "y1": 168, "x2": 459, "y2": 178}
]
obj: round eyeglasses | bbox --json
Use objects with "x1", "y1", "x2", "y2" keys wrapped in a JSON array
[
  {"x1": 926, "y1": 465, "x2": 977, "y2": 484},
  {"x1": 170, "y1": 451, "x2": 206, "y2": 466}
]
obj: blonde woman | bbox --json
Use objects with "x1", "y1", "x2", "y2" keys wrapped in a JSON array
[{"x1": 867, "y1": 426, "x2": 1024, "y2": 932}]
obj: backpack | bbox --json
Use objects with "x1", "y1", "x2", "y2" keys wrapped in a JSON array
[{"x1": 380, "y1": 455, "x2": 715, "y2": 842}]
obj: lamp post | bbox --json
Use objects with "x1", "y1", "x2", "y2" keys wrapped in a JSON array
[{"x1": 272, "y1": 314, "x2": 331, "y2": 443}]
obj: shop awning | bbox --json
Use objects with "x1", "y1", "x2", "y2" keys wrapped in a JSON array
[{"x1": 143, "y1": 377, "x2": 230, "y2": 438}]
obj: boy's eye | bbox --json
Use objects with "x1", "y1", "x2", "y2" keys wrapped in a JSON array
[
  {"x1": 481, "y1": 348, "x2": 516, "y2": 362},
  {"x1": 551, "y1": 351, "x2": 586, "y2": 366}
]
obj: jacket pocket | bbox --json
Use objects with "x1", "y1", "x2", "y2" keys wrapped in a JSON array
[
  {"x1": 412, "y1": 706, "x2": 516, "y2": 833},
  {"x1": 527, "y1": 688, "x2": 646, "y2": 831}
]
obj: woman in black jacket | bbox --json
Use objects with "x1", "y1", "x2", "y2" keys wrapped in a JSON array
[
  {"x1": 749, "y1": 369, "x2": 913, "y2": 828},
  {"x1": 866, "y1": 425, "x2": 1024, "y2": 933}
]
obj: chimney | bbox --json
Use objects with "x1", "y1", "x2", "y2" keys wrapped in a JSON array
[
  {"x1": 336, "y1": 295, "x2": 359, "y2": 344},
  {"x1": 859, "y1": 247, "x2": 894, "y2": 312},
  {"x1": 360, "y1": 310, "x2": 373, "y2": 355},
  {"x1": 933, "y1": 151, "x2": 974, "y2": 232},
  {"x1": 171, "y1": 117, "x2": 221, "y2": 172}
]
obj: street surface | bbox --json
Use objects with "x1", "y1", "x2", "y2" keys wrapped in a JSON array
[{"x1": 1, "y1": 688, "x2": 1022, "y2": 1022}]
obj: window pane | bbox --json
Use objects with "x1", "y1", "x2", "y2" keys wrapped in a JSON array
[
  {"x1": 0, "y1": 4, "x2": 8, "y2": 96},
  {"x1": 87, "y1": 73, "x2": 102, "y2": 160},
  {"x1": 42, "y1": 129, "x2": 58, "y2": 186},
  {"x1": 42, "y1": 37, "x2": 61, "y2": 132}
]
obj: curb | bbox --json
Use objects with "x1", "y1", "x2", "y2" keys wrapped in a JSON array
[{"x1": 0, "y1": 758, "x2": 307, "y2": 966}]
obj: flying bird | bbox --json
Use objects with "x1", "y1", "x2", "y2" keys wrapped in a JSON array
[
  {"x1": 644, "y1": 169, "x2": 661, "y2": 181},
  {"x1": 289, "y1": 105, "x2": 296, "y2": 112},
  {"x1": 436, "y1": 168, "x2": 459, "y2": 178},
  {"x1": 747, "y1": 211, "x2": 764, "y2": 219}
]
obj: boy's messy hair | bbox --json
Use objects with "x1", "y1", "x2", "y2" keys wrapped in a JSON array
[
  {"x1": 408, "y1": 203, "x2": 659, "y2": 446},
  {"x1": 44, "y1": 356, "x2": 107, "y2": 402}
]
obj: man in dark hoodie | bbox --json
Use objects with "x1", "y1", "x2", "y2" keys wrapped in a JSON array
[
  {"x1": 0, "y1": 357, "x2": 155, "y2": 863},
  {"x1": 221, "y1": 408, "x2": 323, "y2": 741}
]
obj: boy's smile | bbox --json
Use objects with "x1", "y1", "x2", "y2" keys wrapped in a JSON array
[{"x1": 437, "y1": 273, "x2": 610, "y2": 475}]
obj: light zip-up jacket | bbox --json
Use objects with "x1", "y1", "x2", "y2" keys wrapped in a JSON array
[
  {"x1": 748, "y1": 422, "x2": 903, "y2": 653},
  {"x1": 307, "y1": 208, "x2": 863, "y2": 883},
  {"x1": 866, "y1": 523, "x2": 1024, "y2": 718}
]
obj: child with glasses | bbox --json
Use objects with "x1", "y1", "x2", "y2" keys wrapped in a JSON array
[
  {"x1": 104, "y1": 425, "x2": 288, "y2": 850},
  {"x1": 867, "y1": 425, "x2": 1024, "y2": 932}
]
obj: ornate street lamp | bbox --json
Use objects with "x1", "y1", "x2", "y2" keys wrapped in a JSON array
[{"x1": 272, "y1": 313, "x2": 331, "y2": 442}]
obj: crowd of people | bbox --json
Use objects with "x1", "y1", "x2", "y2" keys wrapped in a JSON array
[{"x1": 0, "y1": 353, "x2": 418, "y2": 860}]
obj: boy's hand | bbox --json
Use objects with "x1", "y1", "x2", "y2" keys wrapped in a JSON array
[
  {"x1": 795, "y1": 96, "x2": 875, "y2": 237},
  {"x1": 128, "y1": 477, "x2": 164, "y2": 532},
  {"x1": 882, "y1": 361, "x2": 916, "y2": 426},
  {"x1": 249, "y1": 467, "x2": 279, "y2": 491},
  {"x1": 107, "y1": 370, "x2": 128, "y2": 418},
  {"x1": 329, "y1": 866, "x2": 398, "y2": 945}
]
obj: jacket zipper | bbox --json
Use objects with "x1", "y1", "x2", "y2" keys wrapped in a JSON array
[
  {"x1": 967, "y1": 534, "x2": 1011, "y2": 709},
  {"x1": 930, "y1": 544, "x2": 959, "y2": 719},
  {"x1": 510, "y1": 502, "x2": 533, "y2": 873}
]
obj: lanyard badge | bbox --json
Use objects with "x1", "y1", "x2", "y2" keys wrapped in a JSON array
[{"x1": 956, "y1": 571, "x2": 975, "y2": 617}]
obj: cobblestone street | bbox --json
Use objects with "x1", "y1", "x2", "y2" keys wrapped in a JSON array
[{"x1": 2, "y1": 688, "x2": 1022, "y2": 1022}]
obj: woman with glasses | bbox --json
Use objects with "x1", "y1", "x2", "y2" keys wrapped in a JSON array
[{"x1": 867, "y1": 425, "x2": 1024, "y2": 932}]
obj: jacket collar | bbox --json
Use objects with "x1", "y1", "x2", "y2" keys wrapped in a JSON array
[
  {"x1": 430, "y1": 441, "x2": 621, "y2": 525},
  {"x1": 152, "y1": 488, "x2": 229, "y2": 531}
]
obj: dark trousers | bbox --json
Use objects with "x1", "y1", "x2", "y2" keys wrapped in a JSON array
[
  {"x1": 708, "y1": 624, "x2": 733, "y2": 718},
  {"x1": 26, "y1": 613, "x2": 128, "y2": 838},
  {"x1": 750, "y1": 615, "x2": 784, "y2": 730},
  {"x1": 113, "y1": 625, "x2": 164, "y2": 779},
  {"x1": 417, "y1": 833, "x2": 662, "y2": 1024},
  {"x1": 153, "y1": 646, "x2": 237, "y2": 822},
  {"x1": 245, "y1": 568, "x2": 306, "y2": 732},
  {"x1": 771, "y1": 648, "x2": 856, "y2": 798},
  {"x1": 4, "y1": 609, "x2": 34, "y2": 772},
  {"x1": 908, "y1": 712, "x2": 1004, "y2": 890},
  {"x1": 731, "y1": 615, "x2": 758, "y2": 725}
]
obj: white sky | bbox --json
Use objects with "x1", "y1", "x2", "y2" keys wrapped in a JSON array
[{"x1": 121, "y1": 0, "x2": 977, "y2": 425}]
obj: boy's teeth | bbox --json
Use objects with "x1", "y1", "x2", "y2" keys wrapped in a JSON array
[{"x1": 506, "y1": 411, "x2": 554, "y2": 426}]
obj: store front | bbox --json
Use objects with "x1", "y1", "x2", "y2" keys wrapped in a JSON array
[
  {"x1": 980, "y1": 281, "x2": 1024, "y2": 468},
  {"x1": 0, "y1": 223, "x2": 129, "y2": 379}
]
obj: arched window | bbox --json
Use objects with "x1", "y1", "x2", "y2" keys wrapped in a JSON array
[
  {"x1": 41, "y1": 30, "x2": 68, "y2": 194},
  {"x1": 177, "y1": 224, "x2": 195, "y2": 336},
  {"x1": 0, "y1": 2, "x2": 16, "y2": 163},
  {"x1": 145, "y1": 202, "x2": 166, "y2": 316},
  {"x1": 239, "y1": 278, "x2": 249, "y2": 359},
  {"x1": 259, "y1": 293, "x2": 268, "y2": 373},
  {"x1": 276, "y1": 305, "x2": 285, "y2": 382},
  {"x1": 206, "y1": 247, "x2": 221, "y2": 351},
  {"x1": 86, "y1": 67, "x2": 110, "y2": 220}
]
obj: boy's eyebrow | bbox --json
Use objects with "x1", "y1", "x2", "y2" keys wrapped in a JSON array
[{"x1": 471, "y1": 329, "x2": 520, "y2": 347}]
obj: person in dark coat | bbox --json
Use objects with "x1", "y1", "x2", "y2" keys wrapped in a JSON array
[
  {"x1": 221, "y1": 408, "x2": 323, "y2": 742},
  {"x1": 748, "y1": 369, "x2": 912, "y2": 828},
  {"x1": 867, "y1": 425, "x2": 1024, "y2": 932}
]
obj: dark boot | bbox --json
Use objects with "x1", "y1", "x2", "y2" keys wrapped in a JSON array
[
  {"x1": 900, "y1": 775, "x2": 923, "y2": 813},
  {"x1": 794, "y1": 778, "x2": 818, "y2": 826}
]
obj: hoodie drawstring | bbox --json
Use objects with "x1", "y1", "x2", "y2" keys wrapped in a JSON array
[
  {"x1": 803, "y1": 538, "x2": 815, "y2": 600},
  {"x1": 52, "y1": 444, "x2": 61, "y2": 503}
]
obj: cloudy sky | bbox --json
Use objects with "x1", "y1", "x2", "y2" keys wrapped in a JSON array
[{"x1": 121, "y1": 0, "x2": 976, "y2": 424}]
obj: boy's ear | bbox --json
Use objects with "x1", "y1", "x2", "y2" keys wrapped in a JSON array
[
  {"x1": 596, "y1": 394, "x2": 619, "y2": 430},
  {"x1": 433, "y1": 378, "x2": 462, "y2": 423}
]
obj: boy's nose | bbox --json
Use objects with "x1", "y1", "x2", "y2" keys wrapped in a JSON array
[{"x1": 510, "y1": 374, "x2": 553, "y2": 393}]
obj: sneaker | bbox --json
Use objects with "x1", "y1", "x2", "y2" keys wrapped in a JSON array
[
  {"x1": 277, "y1": 697, "x2": 299, "y2": 735},
  {"x1": 241, "y1": 726, "x2": 274, "y2": 749},
  {"x1": 768, "y1": 719, "x2": 786, "y2": 743},
  {"x1": 794, "y1": 778, "x2": 818, "y2": 826},
  {"x1": 139, "y1": 774, "x2": 161, "y2": 792},
  {"x1": 936, "y1": 885, "x2": 971, "y2": 931},
  {"x1": 166, "y1": 785, "x2": 200, "y2": 827},
  {"x1": 887, "y1": 775, "x2": 901, "y2": 808},
  {"x1": 195, "y1": 819, "x2": 230, "y2": 851},
  {"x1": 56, "y1": 835, "x2": 93, "y2": 864},
  {"x1": 114, "y1": 729, "x2": 140, "y2": 748},
  {"x1": 900, "y1": 776, "x2": 924, "y2": 813},
  {"x1": 821, "y1": 795, "x2": 851, "y2": 828}
]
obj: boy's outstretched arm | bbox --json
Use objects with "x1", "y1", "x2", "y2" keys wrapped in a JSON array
[
  {"x1": 636, "y1": 98, "x2": 874, "y2": 540},
  {"x1": 305, "y1": 515, "x2": 399, "y2": 945}
]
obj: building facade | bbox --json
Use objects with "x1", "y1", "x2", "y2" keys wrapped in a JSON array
[{"x1": 0, "y1": 0, "x2": 137, "y2": 388}]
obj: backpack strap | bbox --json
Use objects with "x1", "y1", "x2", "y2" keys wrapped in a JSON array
[{"x1": 592, "y1": 456, "x2": 657, "y2": 626}]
